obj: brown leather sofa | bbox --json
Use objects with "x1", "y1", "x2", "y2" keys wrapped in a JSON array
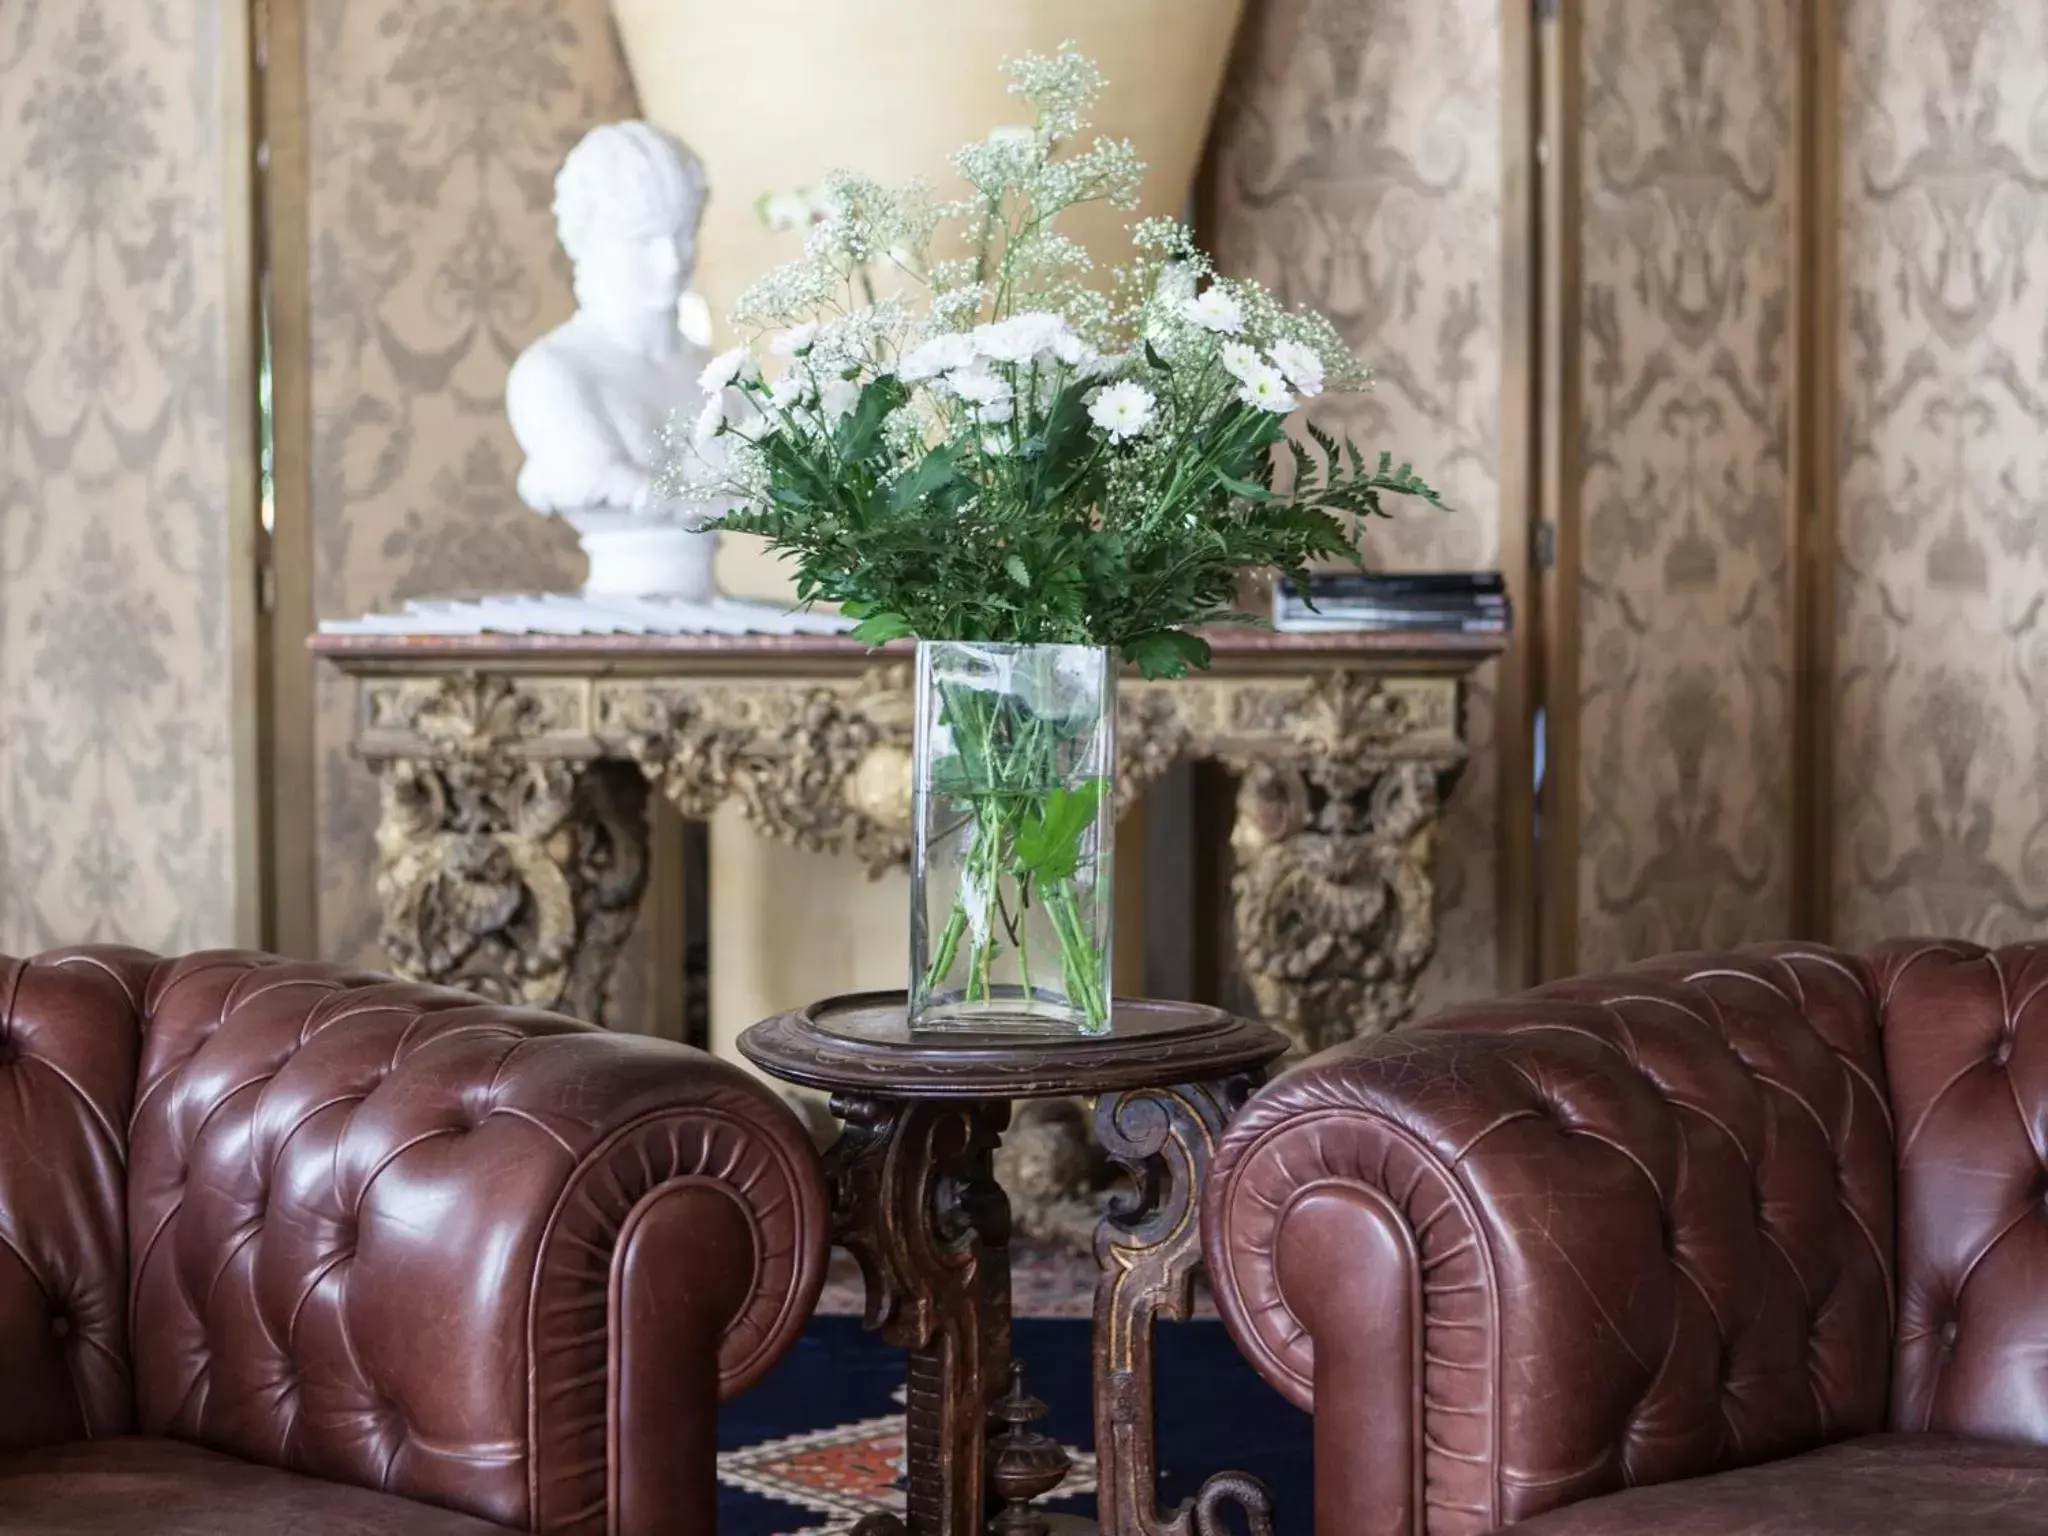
[
  {"x1": 0, "y1": 948, "x2": 829, "y2": 1535},
  {"x1": 1204, "y1": 941, "x2": 2048, "y2": 1534}
]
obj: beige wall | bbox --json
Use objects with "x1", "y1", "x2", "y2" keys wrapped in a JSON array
[
  {"x1": 1206, "y1": 0, "x2": 1506, "y2": 1009},
  {"x1": 1832, "y1": 1, "x2": 2048, "y2": 942},
  {"x1": 0, "y1": 2, "x2": 252, "y2": 954},
  {"x1": 1573, "y1": 0, "x2": 1798, "y2": 969}
]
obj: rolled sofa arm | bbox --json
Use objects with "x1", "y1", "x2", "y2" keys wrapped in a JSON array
[
  {"x1": 108, "y1": 949, "x2": 827, "y2": 1536},
  {"x1": 1203, "y1": 947, "x2": 1894, "y2": 1536}
]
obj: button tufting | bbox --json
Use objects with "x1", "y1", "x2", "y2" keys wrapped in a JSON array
[
  {"x1": 1939, "y1": 1320, "x2": 1960, "y2": 1349},
  {"x1": 1993, "y1": 1038, "x2": 2014, "y2": 1067},
  {"x1": 50, "y1": 1314, "x2": 71, "y2": 1339}
]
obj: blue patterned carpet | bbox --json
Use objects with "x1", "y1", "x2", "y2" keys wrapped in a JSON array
[{"x1": 718, "y1": 1315, "x2": 1312, "y2": 1534}]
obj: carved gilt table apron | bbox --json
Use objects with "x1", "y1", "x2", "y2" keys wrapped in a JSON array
[
  {"x1": 310, "y1": 628, "x2": 1500, "y2": 1055},
  {"x1": 739, "y1": 995, "x2": 1288, "y2": 1536}
]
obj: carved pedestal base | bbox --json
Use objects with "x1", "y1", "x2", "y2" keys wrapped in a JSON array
[{"x1": 370, "y1": 675, "x2": 650, "y2": 1022}]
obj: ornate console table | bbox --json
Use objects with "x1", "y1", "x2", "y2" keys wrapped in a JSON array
[{"x1": 310, "y1": 625, "x2": 1501, "y2": 1056}]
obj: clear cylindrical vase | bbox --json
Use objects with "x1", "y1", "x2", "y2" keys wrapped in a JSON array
[{"x1": 909, "y1": 641, "x2": 1116, "y2": 1036}]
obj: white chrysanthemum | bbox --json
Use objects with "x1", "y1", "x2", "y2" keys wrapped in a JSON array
[
  {"x1": 976, "y1": 397, "x2": 1015, "y2": 426},
  {"x1": 900, "y1": 333, "x2": 978, "y2": 382},
  {"x1": 947, "y1": 367, "x2": 1010, "y2": 407},
  {"x1": 770, "y1": 321, "x2": 820, "y2": 357},
  {"x1": 980, "y1": 433, "x2": 1016, "y2": 457},
  {"x1": 1269, "y1": 339, "x2": 1326, "y2": 398},
  {"x1": 818, "y1": 375, "x2": 861, "y2": 425},
  {"x1": 1089, "y1": 381, "x2": 1156, "y2": 442},
  {"x1": 699, "y1": 346, "x2": 752, "y2": 394},
  {"x1": 768, "y1": 371, "x2": 811, "y2": 411},
  {"x1": 1050, "y1": 330, "x2": 1096, "y2": 368},
  {"x1": 691, "y1": 394, "x2": 725, "y2": 451},
  {"x1": 1218, "y1": 341, "x2": 1264, "y2": 382},
  {"x1": 1181, "y1": 288, "x2": 1245, "y2": 334},
  {"x1": 1236, "y1": 363, "x2": 1295, "y2": 413},
  {"x1": 973, "y1": 310, "x2": 1070, "y2": 365}
]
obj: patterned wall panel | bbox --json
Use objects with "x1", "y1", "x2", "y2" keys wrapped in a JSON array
[
  {"x1": 1574, "y1": 0, "x2": 1796, "y2": 970},
  {"x1": 0, "y1": 3, "x2": 243, "y2": 952},
  {"x1": 1833, "y1": 1, "x2": 2048, "y2": 943},
  {"x1": 303, "y1": 0, "x2": 635, "y2": 988},
  {"x1": 1206, "y1": 0, "x2": 1504, "y2": 1009}
]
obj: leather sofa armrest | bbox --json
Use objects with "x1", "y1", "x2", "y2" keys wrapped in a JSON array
[
  {"x1": 122, "y1": 953, "x2": 830, "y2": 1536},
  {"x1": 1203, "y1": 948, "x2": 1894, "y2": 1536}
]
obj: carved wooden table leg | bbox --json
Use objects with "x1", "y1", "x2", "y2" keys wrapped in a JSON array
[
  {"x1": 1091, "y1": 1077, "x2": 1273, "y2": 1536},
  {"x1": 373, "y1": 753, "x2": 648, "y2": 1023},
  {"x1": 1229, "y1": 759, "x2": 1446, "y2": 1057},
  {"x1": 829, "y1": 1095, "x2": 1062, "y2": 1536}
]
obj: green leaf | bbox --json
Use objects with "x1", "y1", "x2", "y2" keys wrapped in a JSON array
[
  {"x1": 1003, "y1": 554, "x2": 1031, "y2": 589},
  {"x1": 886, "y1": 444, "x2": 961, "y2": 515},
  {"x1": 1143, "y1": 339, "x2": 1170, "y2": 372},
  {"x1": 1012, "y1": 779, "x2": 1107, "y2": 884},
  {"x1": 1217, "y1": 473, "x2": 1274, "y2": 502},
  {"x1": 850, "y1": 610, "x2": 915, "y2": 646},
  {"x1": 1122, "y1": 630, "x2": 1213, "y2": 680}
]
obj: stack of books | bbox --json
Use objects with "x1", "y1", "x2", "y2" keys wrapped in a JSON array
[{"x1": 1272, "y1": 571, "x2": 1510, "y2": 634}]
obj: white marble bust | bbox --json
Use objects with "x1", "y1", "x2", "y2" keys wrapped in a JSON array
[{"x1": 508, "y1": 121, "x2": 719, "y2": 601}]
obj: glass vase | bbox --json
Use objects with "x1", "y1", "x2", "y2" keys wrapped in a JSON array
[{"x1": 909, "y1": 641, "x2": 1116, "y2": 1036}]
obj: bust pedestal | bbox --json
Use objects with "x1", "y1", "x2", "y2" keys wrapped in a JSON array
[{"x1": 563, "y1": 509, "x2": 716, "y2": 601}]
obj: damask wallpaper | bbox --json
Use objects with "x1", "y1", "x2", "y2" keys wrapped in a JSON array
[
  {"x1": 1833, "y1": 0, "x2": 2048, "y2": 943},
  {"x1": 1205, "y1": 0, "x2": 1504, "y2": 1009},
  {"x1": 302, "y1": 0, "x2": 636, "y2": 996},
  {"x1": 1573, "y1": 0, "x2": 1796, "y2": 970},
  {"x1": 0, "y1": 3, "x2": 244, "y2": 953}
]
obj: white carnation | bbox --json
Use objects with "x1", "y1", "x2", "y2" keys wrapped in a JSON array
[
  {"x1": 1236, "y1": 363, "x2": 1295, "y2": 413},
  {"x1": 770, "y1": 321, "x2": 821, "y2": 357},
  {"x1": 1088, "y1": 381, "x2": 1156, "y2": 443},
  {"x1": 947, "y1": 367, "x2": 1011, "y2": 407},
  {"x1": 1050, "y1": 329, "x2": 1096, "y2": 368},
  {"x1": 699, "y1": 346, "x2": 753, "y2": 394},
  {"x1": 973, "y1": 310, "x2": 1072, "y2": 365},
  {"x1": 1181, "y1": 288, "x2": 1245, "y2": 334},
  {"x1": 818, "y1": 375, "x2": 861, "y2": 424},
  {"x1": 691, "y1": 394, "x2": 726, "y2": 451},
  {"x1": 1218, "y1": 341, "x2": 1265, "y2": 382},
  {"x1": 1270, "y1": 339, "x2": 1326, "y2": 398},
  {"x1": 900, "y1": 332, "x2": 978, "y2": 382}
]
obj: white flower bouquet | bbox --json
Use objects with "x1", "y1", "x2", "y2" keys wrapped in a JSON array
[{"x1": 662, "y1": 46, "x2": 1438, "y2": 1032}]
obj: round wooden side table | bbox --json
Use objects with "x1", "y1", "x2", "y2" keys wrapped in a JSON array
[{"x1": 739, "y1": 995, "x2": 1287, "y2": 1536}]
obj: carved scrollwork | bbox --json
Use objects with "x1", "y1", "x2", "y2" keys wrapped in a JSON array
[
  {"x1": 371, "y1": 674, "x2": 648, "y2": 1023},
  {"x1": 1230, "y1": 758, "x2": 1445, "y2": 1057},
  {"x1": 605, "y1": 667, "x2": 915, "y2": 875},
  {"x1": 1092, "y1": 1077, "x2": 1274, "y2": 1536},
  {"x1": 825, "y1": 1096, "x2": 1016, "y2": 1536}
]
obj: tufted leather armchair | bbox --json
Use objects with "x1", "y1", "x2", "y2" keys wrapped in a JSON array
[
  {"x1": 0, "y1": 948, "x2": 829, "y2": 1535},
  {"x1": 1204, "y1": 941, "x2": 2048, "y2": 1535}
]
